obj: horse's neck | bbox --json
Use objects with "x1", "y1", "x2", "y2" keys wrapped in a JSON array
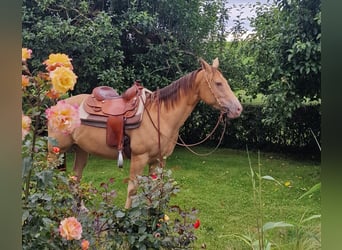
[{"x1": 157, "y1": 90, "x2": 200, "y2": 135}]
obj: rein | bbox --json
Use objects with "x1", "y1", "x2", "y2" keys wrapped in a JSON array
[
  {"x1": 176, "y1": 112, "x2": 227, "y2": 156},
  {"x1": 156, "y1": 88, "x2": 163, "y2": 166},
  {"x1": 142, "y1": 92, "x2": 227, "y2": 156}
]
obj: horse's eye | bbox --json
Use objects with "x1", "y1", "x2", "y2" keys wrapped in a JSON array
[{"x1": 215, "y1": 82, "x2": 223, "y2": 87}]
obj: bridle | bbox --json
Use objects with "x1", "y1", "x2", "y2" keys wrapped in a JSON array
[
  {"x1": 141, "y1": 72, "x2": 229, "y2": 158},
  {"x1": 176, "y1": 74, "x2": 229, "y2": 156}
]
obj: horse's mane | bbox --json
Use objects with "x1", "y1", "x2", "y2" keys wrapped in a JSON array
[{"x1": 150, "y1": 69, "x2": 201, "y2": 110}]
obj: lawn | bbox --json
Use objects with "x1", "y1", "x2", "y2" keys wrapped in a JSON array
[{"x1": 66, "y1": 147, "x2": 321, "y2": 249}]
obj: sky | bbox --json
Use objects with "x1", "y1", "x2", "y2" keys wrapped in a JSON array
[{"x1": 225, "y1": 0, "x2": 273, "y2": 40}]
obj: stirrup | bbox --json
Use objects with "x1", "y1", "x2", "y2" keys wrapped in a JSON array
[{"x1": 117, "y1": 150, "x2": 123, "y2": 168}]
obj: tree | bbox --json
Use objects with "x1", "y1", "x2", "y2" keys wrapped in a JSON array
[
  {"x1": 22, "y1": 0, "x2": 230, "y2": 93},
  {"x1": 245, "y1": 0, "x2": 321, "y2": 126},
  {"x1": 22, "y1": 0, "x2": 124, "y2": 94},
  {"x1": 108, "y1": 0, "x2": 228, "y2": 89}
]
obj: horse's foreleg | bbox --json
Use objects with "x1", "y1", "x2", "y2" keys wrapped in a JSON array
[
  {"x1": 125, "y1": 155, "x2": 148, "y2": 209},
  {"x1": 73, "y1": 145, "x2": 89, "y2": 181},
  {"x1": 148, "y1": 158, "x2": 165, "y2": 175},
  {"x1": 69, "y1": 145, "x2": 89, "y2": 214},
  {"x1": 125, "y1": 180, "x2": 137, "y2": 209}
]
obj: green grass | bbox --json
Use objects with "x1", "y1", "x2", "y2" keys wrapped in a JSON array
[{"x1": 66, "y1": 147, "x2": 321, "y2": 249}]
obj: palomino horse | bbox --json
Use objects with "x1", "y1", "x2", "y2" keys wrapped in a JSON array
[{"x1": 48, "y1": 58, "x2": 242, "y2": 208}]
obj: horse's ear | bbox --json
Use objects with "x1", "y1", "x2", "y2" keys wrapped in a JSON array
[
  {"x1": 199, "y1": 58, "x2": 211, "y2": 71},
  {"x1": 212, "y1": 58, "x2": 219, "y2": 68}
]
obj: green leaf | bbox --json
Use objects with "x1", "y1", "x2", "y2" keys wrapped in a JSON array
[
  {"x1": 261, "y1": 175, "x2": 276, "y2": 181},
  {"x1": 302, "y1": 214, "x2": 321, "y2": 223},
  {"x1": 115, "y1": 210, "x2": 126, "y2": 218},
  {"x1": 22, "y1": 157, "x2": 33, "y2": 179},
  {"x1": 231, "y1": 233, "x2": 252, "y2": 246},
  {"x1": 261, "y1": 175, "x2": 282, "y2": 185},
  {"x1": 298, "y1": 182, "x2": 321, "y2": 200},
  {"x1": 22, "y1": 210, "x2": 29, "y2": 225},
  {"x1": 47, "y1": 137, "x2": 58, "y2": 147},
  {"x1": 262, "y1": 221, "x2": 293, "y2": 232}
]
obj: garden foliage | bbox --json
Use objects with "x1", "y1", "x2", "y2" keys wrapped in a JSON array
[{"x1": 22, "y1": 50, "x2": 200, "y2": 249}]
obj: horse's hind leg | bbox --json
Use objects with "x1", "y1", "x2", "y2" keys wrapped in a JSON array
[{"x1": 73, "y1": 145, "x2": 89, "y2": 181}]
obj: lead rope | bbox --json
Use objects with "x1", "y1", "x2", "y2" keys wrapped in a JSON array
[
  {"x1": 177, "y1": 113, "x2": 227, "y2": 156},
  {"x1": 176, "y1": 112, "x2": 224, "y2": 147}
]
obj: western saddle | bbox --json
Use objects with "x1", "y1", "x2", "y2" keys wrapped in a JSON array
[{"x1": 81, "y1": 81, "x2": 147, "y2": 167}]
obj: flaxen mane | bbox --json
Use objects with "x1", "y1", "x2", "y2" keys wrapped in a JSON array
[{"x1": 150, "y1": 69, "x2": 200, "y2": 110}]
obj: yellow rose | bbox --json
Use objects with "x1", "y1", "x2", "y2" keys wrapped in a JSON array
[
  {"x1": 50, "y1": 66, "x2": 77, "y2": 94},
  {"x1": 22, "y1": 48, "x2": 32, "y2": 61},
  {"x1": 43, "y1": 53, "x2": 73, "y2": 72}
]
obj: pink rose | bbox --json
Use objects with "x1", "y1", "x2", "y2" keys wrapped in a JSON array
[
  {"x1": 59, "y1": 217, "x2": 82, "y2": 240},
  {"x1": 46, "y1": 100, "x2": 81, "y2": 134}
]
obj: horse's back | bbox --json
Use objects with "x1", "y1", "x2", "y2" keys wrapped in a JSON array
[{"x1": 64, "y1": 94, "x2": 89, "y2": 106}]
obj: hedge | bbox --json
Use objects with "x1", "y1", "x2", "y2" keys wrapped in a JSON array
[{"x1": 180, "y1": 104, "x2": 321, "y2": 159}]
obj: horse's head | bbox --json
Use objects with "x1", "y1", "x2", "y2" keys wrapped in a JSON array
[{"x1": 197, "y1": 58, "x2": 242, "y2": 119}]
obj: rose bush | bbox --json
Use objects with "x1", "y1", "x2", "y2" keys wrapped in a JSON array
[{"x1": 22, "y1": 48, "x2": 200, "y2": 249}]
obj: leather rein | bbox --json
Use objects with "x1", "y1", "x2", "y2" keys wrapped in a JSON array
[{"x1": 141, "y1": 75, "x2": 228, "y2": 158}]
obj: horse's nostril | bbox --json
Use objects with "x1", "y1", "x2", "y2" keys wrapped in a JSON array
[{"x1": 236, "y1": 105, "x2": 242, "y2": 115}]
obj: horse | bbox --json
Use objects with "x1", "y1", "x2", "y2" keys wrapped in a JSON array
[{"x1": 48, "y1": 58, "x2": 243, "y2": 208}]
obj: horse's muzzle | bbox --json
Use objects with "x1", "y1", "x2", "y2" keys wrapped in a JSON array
[{"x1": 222, "y1": 102, "x2": 243, "y2": 119}]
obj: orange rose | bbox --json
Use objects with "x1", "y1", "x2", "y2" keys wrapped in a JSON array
[
  {"x1": 81, "y1": 239, "x2": 90, "y2": 250},
  {"x1": 46, "y1": 88, "x2": 61, "y2": 99},
  {"x1": 22, "y1": 75, "x2": 29, "y2": 88}
]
